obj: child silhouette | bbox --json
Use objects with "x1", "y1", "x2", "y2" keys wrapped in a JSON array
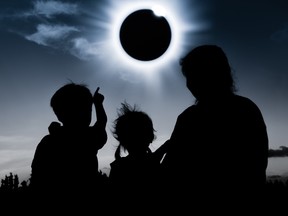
[
  {"x1": 30, "y1": 82, "x2": 107, "y2": 210},
  {"x1": 109, "y1": 102, "x2": 165, "y2": 205}
]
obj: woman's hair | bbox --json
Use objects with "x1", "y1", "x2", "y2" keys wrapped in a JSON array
[
  {"x1": 180, "y1": 44, "x2": 237, "y2": 99},
  {"x1": 112, "y1": 101, "x2": 156, "y2": 159}
]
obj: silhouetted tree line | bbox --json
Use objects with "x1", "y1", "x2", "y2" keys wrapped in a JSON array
[
  {"x1": 0, "y1": 172, "x2": 31, "y2": 210},
  {"x1": 0, "y1": 171, "x2": 109, "y2": 209},
  {"x1": 1, "y1": 171, "x2": 288, "y2": 202},
  {"x1": 1, "y1": 143, "x2": 285, "y2": 197},
  {"x1": 0, "y1": 172, "x2": 30, "y2": 193}
]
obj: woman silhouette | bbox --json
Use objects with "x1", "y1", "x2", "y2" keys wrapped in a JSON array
[{"x1": 160, "y1": 45, "x2": 269, "y2": 206}]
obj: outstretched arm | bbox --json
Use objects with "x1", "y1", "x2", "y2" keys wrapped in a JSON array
[
  {"x1": 92, "y1": 87, "x2": 108, "y2": 148},
  {"x1": 152, "y1": 139, "x2": 171, "y2": 163},
  {"x1": 93, "y1": 87, "x2": 107, "y2": 127}
]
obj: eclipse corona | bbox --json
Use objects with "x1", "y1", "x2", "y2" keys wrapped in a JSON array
[
  {"x1": 119, "y1": 9, "x2": 172, "y2": 61},
  {"x1": 105, "y1": 0, "x2": 200, "y2": 75}
]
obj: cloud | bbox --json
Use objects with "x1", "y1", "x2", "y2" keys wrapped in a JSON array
[
  {"x1": 0, "y1": 150, "x2": 33, "y2": 181},
  {"x1": 0, "y1": 135, "x2": 35, "y2": 180},
  {"x1": 26, "y1": 25, "x2": 101, "y2": 60},
  {"x1": 21, "y1": 1, "x2": 100, "y2": 61},
  {"x1": 3, "y1": 0, "x2": 100, "y2": 61},
  {"x1": 25, "y1": 24, "x2": 101, "y2": 60},
  {"x1": 28, "y1": 0, "x2": 78, "y2": 18},
  {"x1": 0, "y1": 135, "x2": 35, "y2": 145},
  {"x1": 0, "y1": 135, "x2": 37, "y2": 150},
  {"x1": 26, "y1": 24, "x2": 79, "y2": 46},
  {"x1": 268, "y1": 146, "x2": 288, "y2": 157},
  {"x1": 70, "y1": 38, "x2": 101, "y2": 60}
]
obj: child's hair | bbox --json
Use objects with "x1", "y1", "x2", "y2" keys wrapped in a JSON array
[
  {"x1": 112, "y1": 101, "x2": 156, "y2": 159},
  {"x1": 50, "y1": 82, "x2": 93, "y2": 125}
]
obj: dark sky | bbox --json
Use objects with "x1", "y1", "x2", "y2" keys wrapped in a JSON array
[{"x1": 0, "y1": 0, "x2": 288, "y2": 180}]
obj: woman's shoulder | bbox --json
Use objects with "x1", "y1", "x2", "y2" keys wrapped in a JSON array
[
  {"x1": 232, "y1": 95, "x2": 260, "y2": 109},
  {"x1": 37, "y1": 134, "x2": 53, "y2": 148},
  {"x1": 180, "y1": 104, "x2": 198, "y2": 114},
  {"x1": 177, "y1": 104, "x2": 199, "y2": 120}
]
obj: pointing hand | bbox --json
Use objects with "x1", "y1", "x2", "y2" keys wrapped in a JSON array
[{"x1": 93, "y1": 87, "x2": 105, "y2": 104}]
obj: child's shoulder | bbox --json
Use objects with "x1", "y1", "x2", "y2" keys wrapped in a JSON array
[
  {"x1": 35, "y1": 134, "x2": 55, "y2": 152},
  {"x1": 39, "y1": 134, "x2": 53, "y2": 143}
]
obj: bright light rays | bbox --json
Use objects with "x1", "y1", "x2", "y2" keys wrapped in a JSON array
[
  {"x1": 151, "y1": 6, "x2": 166, "y2": 17},
  {"x1": 91, "y1": 0, "x2": 205, "y2": 83}
]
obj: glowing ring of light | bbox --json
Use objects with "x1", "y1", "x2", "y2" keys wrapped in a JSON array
[{"x1": 108, "y1": 1, "x2": 184, "y2": 76}]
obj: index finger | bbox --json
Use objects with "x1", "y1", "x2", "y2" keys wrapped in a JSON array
[{"x1": 95, "y1": 87, "x2": 100, "y2": 93}]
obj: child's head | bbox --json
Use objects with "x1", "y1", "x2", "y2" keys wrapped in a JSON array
[
  {"x1": 50, "y1": 82, "x2": 93, "y2": 128},
  {"x1": 112, "y1": 102, "x2": 156, "y2": 158}
]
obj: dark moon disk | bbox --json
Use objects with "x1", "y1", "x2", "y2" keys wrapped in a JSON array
[{"x1": 119, "y1": 9, "x2": 172, "y2": 61}]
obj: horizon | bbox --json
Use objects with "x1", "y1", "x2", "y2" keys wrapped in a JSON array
[{"x1": 2, "y1": 152, "x2": 288, "y2": 183}]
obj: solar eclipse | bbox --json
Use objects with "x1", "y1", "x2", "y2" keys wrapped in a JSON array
[
  {"x1": 119, "y1": 9, "x2": 172, "y2": 61},
  {"x1": 103, "y1": 0, "x2": 203, "y2": 77}
]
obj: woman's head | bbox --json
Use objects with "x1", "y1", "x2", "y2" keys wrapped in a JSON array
[{"x1": 180, "y1": 45, "x2": 236, "y2": 101}]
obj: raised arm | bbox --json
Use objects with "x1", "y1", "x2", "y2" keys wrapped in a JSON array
[
  {"x1": 92, "y1": 87, "x2": 108, "y2": 148},
  {"x1": 152, "y1": 139, "x2": 171, "y2": 163},
  {"x1": 93, "y1": 87, "x2": 107, "y2": 127}
]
